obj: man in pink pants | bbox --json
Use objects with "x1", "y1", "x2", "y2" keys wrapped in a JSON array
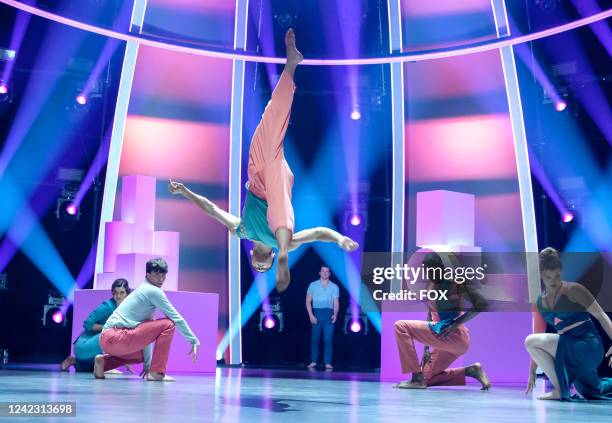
[
  {"x1": 394, "y1": 253, "x2": 491, "y2": 390},
  {"x1": 168, "y1": 29, "x2": 358, "y2": 292},
  {"x1": 94, "y1": 258, "x2": 199, "y2": 382}
]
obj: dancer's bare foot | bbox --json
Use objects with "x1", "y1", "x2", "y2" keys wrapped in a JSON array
[
  {"x1": 394, "y1": 373, "x2": 426, "y2": 389},
  {"x1": 466, "y1": 363, "x2": 491, "y2": 391},
  {"x1": 307, "y1": 362, "x2": 317, "y2": 369},
  {"x1": 60, "y1": 355, "x2": 75, "y2": 371},
  {"x1": 537, "y1": 391, "x2": 560, "y2": 400},
  {"x1": 104, "y1": 369, "x2": 123, "y2": 375},
  {"x1": 339, "y1": 236, "x2": 359, "y2": 252},
  {"x1": 325, "y1": 364, "x2": 333, "y2": 372},
  {"x1": 285, "y1": 28, "x2": 303, "y2": 66},
  {"x1": 275, "y1": 252, "x2": 290, "y2": 292},
  {"x1": 147, "y1": 372, "x2": 176, "y2": 382},
  {"x1": 283, "y1": 28, "x2": 303, "y2": 78},
  {"x1": 93, "y1": 355, "x2": 105, "y2": 379},
  {"x1": 393, "y1": 380, "x2": 427, "y2": 389}
]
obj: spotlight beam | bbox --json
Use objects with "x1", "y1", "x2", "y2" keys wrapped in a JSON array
[{"x1": 1, "y1": 0, "x2": 610, "y2": 65}]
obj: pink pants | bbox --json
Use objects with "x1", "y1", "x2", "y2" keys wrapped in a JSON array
[
  {"x1": 99, "y1": 318, "x2": 175, "y2": 373},
  {"x1": 247, "y1": 71, "x2": 295, "y2": 235},
  {"x1": 394, "y1": 320, "x2": 470, "y2": 386}
]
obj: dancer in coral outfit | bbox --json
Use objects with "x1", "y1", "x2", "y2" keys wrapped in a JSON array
[
  {"x1": 393, "y1": 253, "x2": 491, "y2": 390},
  {"x1": 169, "y1": 29, "x2": 357, "y2": 292}
]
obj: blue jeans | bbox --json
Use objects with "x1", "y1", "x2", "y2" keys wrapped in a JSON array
[{"x1": 311, "y1": 308, "x2": 334, "y2": 364}]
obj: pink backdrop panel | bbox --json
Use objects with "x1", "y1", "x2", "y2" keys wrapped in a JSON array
[{"x1": 406, "y1": 114, "x2": 518, "y2": 182}]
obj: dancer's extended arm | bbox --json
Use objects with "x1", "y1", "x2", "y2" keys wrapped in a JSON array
[
  {"x1": 288, "y1": 227, "x2": 358, "y2": 252},
  {"x1": 168, "y1": 180, "x2": 240, "y2": 234},
  {"x1": 569, "y1": 284, "x2": 612, "y2": 366}
]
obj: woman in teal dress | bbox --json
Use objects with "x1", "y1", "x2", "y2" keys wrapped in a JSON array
[
  {"x1": 525, "y1": 247, "x2": 612, "y2": 401},
  {"x1": 60, "y1": 279, "x2": 131, "y2": 372}
]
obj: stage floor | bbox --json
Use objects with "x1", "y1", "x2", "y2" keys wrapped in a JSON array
[{"x1": 1, "y1": 368, "x2": 611, "y2": 422}]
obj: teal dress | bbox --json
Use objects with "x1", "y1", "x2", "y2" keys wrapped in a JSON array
[
  {"x1": 74, "y1": 299, "x2": 117, "y2": 372},
  {"x1": 237, "y1": 186, "x2": 278, "y2": 248},
  {"x1": 537, "y1": 294, "x2": 612, "y2": 401}
]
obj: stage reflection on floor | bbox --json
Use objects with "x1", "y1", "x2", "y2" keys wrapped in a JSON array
[{"x1": 1, "y1": 367, "x2": 611, "y2": 422}]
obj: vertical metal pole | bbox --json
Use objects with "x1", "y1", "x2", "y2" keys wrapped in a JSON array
[
  {"x1": 94, "y1": 0, "x2": 148, "y2": 283},
  {"x1": 387, "y1": 0, "x2": 405, "y2": 292},
  {"x1": 227, "y1": 0, "x2": 249, "y2": 365},
  {"x1": 491, "y1": 0, "x2": 540, "y2": 301}
]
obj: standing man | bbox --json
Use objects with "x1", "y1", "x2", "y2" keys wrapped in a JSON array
[
  {"x1": 306, "y1": 266, "x2": 339, "y2": 371},
  {"x1": 95, "y1": 258, "x2": 199, "y2": 382}
]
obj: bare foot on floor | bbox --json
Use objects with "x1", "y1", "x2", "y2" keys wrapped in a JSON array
[
  {"x1": 393, "y1": 380, "x2": 427, "y2": 389},
  {"x1": 93, "y1": 355, "x2": 105, "y2": 379},
  {"x1": 147, "y1": 372, "x2": 176, "y2": 382},
  {"x1": 538, "y1": 391, "x2": 560, "y2": 400},
  {"x1": 466, "y1": 362, "x2": 491, "y2": 391},
  {"x1": 60, "y1": 355, "x2": 75, "y2": 371}
]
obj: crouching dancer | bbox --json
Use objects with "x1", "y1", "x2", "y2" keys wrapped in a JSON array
[{"x1": 95, "y1": 258, "x2": 199, "y2": 381}]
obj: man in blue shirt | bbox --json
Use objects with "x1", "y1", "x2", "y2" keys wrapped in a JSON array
[{"x1": 306, "y1": 266, "x2": 339, "y2": 370}]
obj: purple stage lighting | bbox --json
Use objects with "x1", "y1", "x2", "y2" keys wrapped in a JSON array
[
  {"x1": 350, "y1": 214, "x2": 361, "y2": 226},
  {"x1": 75, "y1": 94, "x2": 87, "y2": 105},
  {"x1": 555, "y1": 99, "x2": 567, "y2": 112},
  {"x1": 562, "y1": 212, "x2": 575, "y2": 223},
  {"x1": 51, "y1": 310, "x2": 64, "y2": 324},
  {"x1": 350, "y1": 320, "x2": 362, "y2": 333},
  {"x1": 65, "y1": 203, "x2": 78, "y2": 216},
  {"x1": 264, "y1": 316, "x2": 276, "y2": 329},
  {"x1": 0, "y1": 82, "x2": 7, "y2": 95},
  {"x1": 350, "y1": 110, "x2": 361, "y2": 120}
]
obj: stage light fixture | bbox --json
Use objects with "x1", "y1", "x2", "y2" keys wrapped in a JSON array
[
  {"x1": 42, "y1": 289, "x2": 67, "y2": 327},
  {"x1": 56, "y1": 169, "x2": 83, "y2": 230},
  {"x1": 65, "y1": 203, "x2": 78, "y2": 216},
  {"x1": 51, "y1": 310, "x2": 64, "y2": 324},
  {"x1": 75, "y1": 93, "x2": 88, "y2": 105},
  {"x1": 343, "y1": 308, "x2": 369, "y2": 335},
  {"x1": 350, "y1": 110, "x2": 361, "y2": 120},
  {"x1": 264, "y1": 316, "x2": 276, "y2": 329},
  {"x1": 56, "y1": 187, "x2": 81, "y2": 230},
  {"x1": 259, "y1": 297, "x2": 284, "y2": 332},
  {"x1": 554, "y1": 99, "x2": 567, "y2": 112},
  {"x1": 562, "y1": 212, "x2": 574, "y2": 223},
  {"x1": 0, "y1": 80, "x2": 14, "y2": 113},
  {"x1": 350, "y1": 214, "x2": 361, "y2": 226}
]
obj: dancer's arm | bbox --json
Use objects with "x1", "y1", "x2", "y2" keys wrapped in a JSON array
[
  {"x1": 526, "y1": 307, "x2": 548, "y2": 393},
  {"x1": 83, "y1": 301, "x2": 113, "y2": 333},
  {"x1": 306, "y1": 291, "x2": 317, "y2": 324},
  {"x1": 289, "y1": 227, "x2": 358, "y2": 252},
  {"x1": 567, "y1": 284, "x2": 612, "y2": 338},
  {"x1": 169, "y1": 180, "x2": 240, "y2": 234},
  {"x1": 439, "y1": 282, "x2": 488, "y2": 337},
  {"x1": 568, "y1": 284, "x2": 612, "y2": 365}
]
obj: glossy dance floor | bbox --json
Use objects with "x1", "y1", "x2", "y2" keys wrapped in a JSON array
[{"x1": 1, "y1": 368, "x2": 611, "y2": 422}]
